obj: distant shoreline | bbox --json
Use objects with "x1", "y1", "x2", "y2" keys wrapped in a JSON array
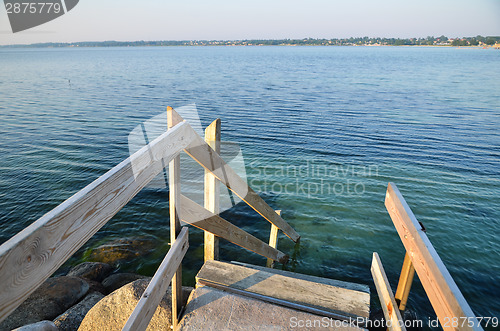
[
  {"x1": 1, "y1": 44, "x2": 499, "y2": 49},
  {"x1": 1, "y1": 36, "x2": 499, "y2": 48}
]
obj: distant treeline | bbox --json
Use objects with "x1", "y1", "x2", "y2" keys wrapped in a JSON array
[{"x1": 2, "y1": 36, "x2": 500, "y2": 48}]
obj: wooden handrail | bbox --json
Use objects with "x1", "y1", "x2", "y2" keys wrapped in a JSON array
[
  {"x1": 0, "y1": 121, "x2": 195, "y2": 323},
  {"x1": 385, "y1": 183, "x2": 482, "y2": 331},
  {"x1": 168, "y1": 108, "x2": 300, "y2": 242},
  {"x1": 179, "y1": 195, "x2": 289, "y2": 264},
  {"x1": 122, "y1": 227, "x2": 189, "y2": 331},
  {"x1": 371, "y1": 252, "x2": 406, "y2": 331}
]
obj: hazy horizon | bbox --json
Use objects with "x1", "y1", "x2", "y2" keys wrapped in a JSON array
[{"x1": 1, "y1": 0, "x2": 499, "y2": 45}]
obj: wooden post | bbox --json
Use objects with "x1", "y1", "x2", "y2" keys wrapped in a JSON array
[
  {"x1": 204, "y1": 119, "x2": 221, "y2": 262},
  {"x1": 266, "y1": 210, "x2": 281, "y2": 268},
  {"x1": 395, "y1": 252, "x2": 415, "y2": 311},
  {"x1": 167, "y1": 106, "x2": 183, "y2": 329}
]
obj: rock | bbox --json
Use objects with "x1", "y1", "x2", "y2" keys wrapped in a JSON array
[
  {"x1": 54, "y1": 292, "x2": 105, "y2": 331},
  {"x1": 78, "y1": 279, "x2": 193, "y2": 331},
  {"x1": 102, "y1": 273, "x2": 148, "y2": 294},
  {"x1": 85, "y1": 279, "x2": 107, "y2": 295},
  {"x1": 88, "y1": 237, "x2": 155, "y2": 266},
  {"x1": 67, "y1": 262, "x2": 113, "y2": 282},
  {"x1": 0, "y1": 276, "x2": 89, "y2": 330},
  {"x1": 12, "y1": 320, "x2": 58, "y2": 331}
]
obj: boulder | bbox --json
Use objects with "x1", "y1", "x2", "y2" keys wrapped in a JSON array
[
  {"x1": 0, "y1": 276, "x2": 89, "y2": 330},
  {"x1": 12, "y1": 320, "x2": 58, "y2": 331},
  {"x1": 88, "y1": 237, "x2": 155, "y2": 266},
  {"x1": 67, "y1": 262, "x2": 113, "y2": 282},
  {"x1": 85, "y1": 279, "x2": 107, "y2": 295},
  {"x1": 102, "y1": 273, "x2": 148, "y2": 294},
  {"x1": 78, "y1": 279, "x2": 192, "y2": 331},
  {"x1": 54, "y1": 292, "x2": 105, "y2": 331}
]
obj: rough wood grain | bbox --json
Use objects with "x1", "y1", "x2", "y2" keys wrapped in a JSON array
[
  {"x1": 122, "y1": 227, "x2": 189, "y2": 331},
  {"x1": 179, "y1": 286, "x2": 367, "y2": 330},
  {"x1": 0, "y1": 121, "x2": 195, "y2": 323},
  {"x1": 199, "y1": 282, "x2": 368, "y2": 328},
  {"x1": 371, "y1": 252, "x2": 406, "y2": 331},
  {"x1": 167, "y1": 106, "x2": 183, "y2": 328},
  {"x1": 196, "y1": 260, "x2": 370, "y2": 320},
  {"x1": 385, "y1": 182, "x2": 482, "y2": 331},
  {"x1": 229, "y1": 261, "x2": 370, "y2": 293},
  {"x1": 179, "y1": 195, "x2": 288, "y2": 263},
  {"x1": 204, "y1": 118, "x2": 221, "y2": 262}
]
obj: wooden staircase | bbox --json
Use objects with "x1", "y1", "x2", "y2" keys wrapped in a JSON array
[
  {"x1": 178, "y1": 260, "x2": 370, "y2": 330},
  {"x1": 0, "y1": 108, "x2": 482, "y2": 331}
]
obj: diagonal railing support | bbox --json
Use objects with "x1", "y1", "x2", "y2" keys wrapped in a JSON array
[{"x1": 180, "y1": 195, "x2": 289, "y2": 264}]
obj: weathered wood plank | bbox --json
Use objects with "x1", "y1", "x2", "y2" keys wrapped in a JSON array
[
  {"x1": 196, "y1": 260, "x2": 370, "y2": 320},
  {"x1": 204, "y1": 118, "x2": 221, "y2": 262},
  {"x1": 0, "y1": 122, "x2": 195, "y2": 323},
  {"x1": 371, "y1": 253, "x2": 406, "y2": 331},
  {"x1": 266, "y1": 210, "x2": 281, "y2": 268},
  {"x1": 385, "y1": 182, "x2": 482, "y2": 331},
  {"x1": 394, "y1": 252, "x2": 415, "y2": 311},
  {"x1": 165, "y1": 108, "x2": 299, "y2": 242},
  {"x1": 199, "y1": 282, "x2": 367, "y2": 328},
  {"x1": 167, "y1": 106, "x2": 183, "y2": 328},
  {"x1": 179, "y1": 195, "x2": 288, "y2": 263},
  {"x1": 179, "y1": 286, "x2": 367, "y2": 330},
  {"x1": 122, "y1": 227, "x2": 189, "y2": 331},
  {"x1": 230, "y1": 261, "x2": 370, "y2": 293}
]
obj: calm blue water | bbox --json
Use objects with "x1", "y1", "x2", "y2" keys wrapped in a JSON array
[{"x1": 1, "y1": 46, "x2": 499, "y2": 326}]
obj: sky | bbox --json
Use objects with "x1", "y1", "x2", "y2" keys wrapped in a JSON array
[{"x1": 0, "y1": 0, "x2": 499, "y2": 45}]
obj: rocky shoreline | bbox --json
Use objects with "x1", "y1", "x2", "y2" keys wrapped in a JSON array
[{"x1": 1, "y1": 262, "x2": 192, "y2": 331}]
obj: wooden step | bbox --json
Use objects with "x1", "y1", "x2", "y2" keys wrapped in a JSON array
[
  {"x1": 179, "y1": 286, "x2": 367, "y2": 330},
  {"x1": 195, "y1": 260, "x2": 370, "y2": 321},
  {"x1": 230, "y1": 261, "x2": 370, "y2": 293}
]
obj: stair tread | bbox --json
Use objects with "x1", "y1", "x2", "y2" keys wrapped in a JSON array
[
  {"x1": 230, "y1": 261, "x2": 370, "y2": 293},
  {"x1": 195, "y1": 260, "x2": 370, "y2": 319},
  {"x1": 179, "y1": 286, "x2": 367, "y2": 330}
]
